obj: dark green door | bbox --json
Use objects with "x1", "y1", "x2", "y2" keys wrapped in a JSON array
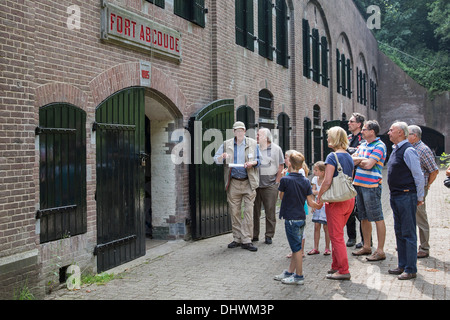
[
  {"x1": 94, "y1": 87, "x2": 146, "y2": 272},
  {"x1": 188, "y1": 99, "x2": 234, "y2": 239}
]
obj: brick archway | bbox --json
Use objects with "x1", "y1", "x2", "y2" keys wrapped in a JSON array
[
  {"x1": 35, "y1": 82, "x2": 88, "y2": 109},
  {"x1": 88, "y1": 62, "x2": 186, "y2": 115}
]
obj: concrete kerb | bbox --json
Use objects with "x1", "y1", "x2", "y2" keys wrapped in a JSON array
[{"x1": 106, "y1": 240, "x2": 190, "y2": 276}]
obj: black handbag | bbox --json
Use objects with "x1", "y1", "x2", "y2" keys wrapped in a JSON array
[{"x1": 444, "y1": 177, "x2": 450, "y2": 188}]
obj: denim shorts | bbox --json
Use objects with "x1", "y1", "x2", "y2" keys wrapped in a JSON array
[
  {"x1": 284, "y1": 220, "x2": 306, "y2": 253},
  {"x1": 355, "y1": 185, "x2": 384, "y2": 222}
]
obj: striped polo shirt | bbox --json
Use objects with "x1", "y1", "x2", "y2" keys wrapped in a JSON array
[{"x1": 353, "y1": 137, "x2": 387, "y2": 188}]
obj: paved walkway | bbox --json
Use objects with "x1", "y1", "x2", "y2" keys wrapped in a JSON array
[{"x1": 45, "y1": 169, "x2": 449, "y2": 300}]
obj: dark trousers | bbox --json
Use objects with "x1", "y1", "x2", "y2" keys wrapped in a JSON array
[
  {"x1": 391, "y1": 192, "x2": 418, "y2": 274},
  {"x1": 346, "y1": 204, "x2": 363, "y2": 241}
]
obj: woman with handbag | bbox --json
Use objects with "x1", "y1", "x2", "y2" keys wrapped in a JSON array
[{"x1": 317, "y1": 126, "x2": 356, "y2": 280}]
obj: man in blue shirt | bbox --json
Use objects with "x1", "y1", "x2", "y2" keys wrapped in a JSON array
[{"x1": 387, "y1": 121, "x2": 424, "y2": 280}]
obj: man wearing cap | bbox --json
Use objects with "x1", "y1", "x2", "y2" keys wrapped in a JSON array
[{"x1": 214, "y1": 121, "x2": 261, "y2": 251}]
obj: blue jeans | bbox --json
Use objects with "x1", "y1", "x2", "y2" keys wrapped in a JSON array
[
  {"x1": 390, "y1": 192, "x2": 418, "y2": 273},
  {"x1": 284, "y1": 220, "x2": 305, "y2": 253}
]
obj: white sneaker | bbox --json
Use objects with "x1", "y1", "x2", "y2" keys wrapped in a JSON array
[
  {"x1": 274, "y1": 270, "x2": 292, "y2": 281},
  {"x1": 281, "y1": 274, "x2": 304, "y2": 285}
]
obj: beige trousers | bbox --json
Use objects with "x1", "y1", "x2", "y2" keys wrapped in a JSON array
[
  {"x1": 416, "y1": 188, "x2": 430, "y2": 252},
  {"x1": 227, "y1": 178, "x2": 256, "y2": 244}
]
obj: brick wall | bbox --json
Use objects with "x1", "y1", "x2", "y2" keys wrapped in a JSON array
[
  {"x1": 1, "y1": 0, "x2": 446, "y2": 299},
  {"x1": 0, "y1": 0, "x2": 39, "y2": 299}
]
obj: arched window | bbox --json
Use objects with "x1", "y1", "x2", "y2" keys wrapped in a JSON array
[{"x1": 259, "y1": 89, "x2": 274, "y2": 129}]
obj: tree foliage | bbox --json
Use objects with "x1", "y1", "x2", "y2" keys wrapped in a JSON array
[{"x1": 353, "y1": 0, "x2": 450, "y2": 94}]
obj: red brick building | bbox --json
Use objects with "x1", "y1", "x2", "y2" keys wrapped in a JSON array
[{"x1": 0, "y1": 0, "x2": 447, "y2": 299}]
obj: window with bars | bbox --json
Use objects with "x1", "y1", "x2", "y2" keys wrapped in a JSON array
[
  {"x1": 145, "y1": 0, "x2": 165, "y2": 9},
  {"x1": 37, "y1": 103, "x2": 87, "y2": 243},
  {"x1": 174, "y1": 0, "x2": 206, "y2": 28},
  {"x1": 258, "y1": 0, "x2": 273, "y2": 60},
  {"x1": 275, "y1": 0, "x2": 288, "y2": 68},
  {"x1": 236, "y1": 0, "x2": 255, "y2": 51}
]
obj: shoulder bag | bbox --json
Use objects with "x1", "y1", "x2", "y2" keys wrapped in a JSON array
[{"x1": 321, "y1": 152, "x2": 357, "y2": 202}]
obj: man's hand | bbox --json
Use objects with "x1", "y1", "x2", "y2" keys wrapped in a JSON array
[{"x1": 244, "y1": 161, "x2": 257, "y2": 168}]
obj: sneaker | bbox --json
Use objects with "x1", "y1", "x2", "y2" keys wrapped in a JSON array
[
  {"x1": 274, "y1": 270, "x2": 293, "y2": 281},
  {"x1": 265, "y1": 237, "x2": 272, "y2": 244},
  {"x1": 281, "y1": 274, "x2": 305, "y2": 285}
]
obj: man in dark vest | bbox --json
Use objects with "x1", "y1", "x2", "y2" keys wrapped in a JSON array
[{"x1": 387, "y1": 121, "x2": 424, "y2": 280}]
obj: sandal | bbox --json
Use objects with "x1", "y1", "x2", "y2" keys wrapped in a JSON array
[
  {"x1": 323, "y1": 249, "x2": 331, "y2": 255},
  {"x1": 307, "y1": 249, "x2": 320, "y2": 255},
  {"x1": 366, "y1": 251, "x2": 386, "y2": 261}
]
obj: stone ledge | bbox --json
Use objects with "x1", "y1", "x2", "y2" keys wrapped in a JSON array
[{"x1": 0, "y1": 249, "x2": 38, "y2": 275}]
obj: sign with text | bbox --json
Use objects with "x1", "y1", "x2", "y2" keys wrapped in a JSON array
[
  {"x1": 100, "y1": 1, "x2": 182, "y2": 61},
  {"x1": 140, "y1": 61, "x2": 151, "y2": 87}
]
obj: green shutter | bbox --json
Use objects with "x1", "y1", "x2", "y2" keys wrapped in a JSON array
[
  {"x1": 346, "y1": 58, "x2": 351, "y2": 98},
  {"x1": 155, "y1": 0, "x2": 165, "y2": 8},
  {"x1": 192, "y1": 0, "x2": 205, "y2": 28},
  {"x1": 245, "y1": 0, "x2": 255, "y2": 51},
  {"x1": 303, "y1": 19, "x2": 310, "y2": 78},
  {"x1": 174, "y1": 0, "x2": 204, "y2": 28},
  {"x1": 258, "y1": 0, "x2": 272, "y2": 60},
  {"x1": 321, "y1": 36, "x2": 328, "y2": 87},
  {"x1": 357, "y1": 68, "x2": 360, "y2": 103},
  {"x1": 146, "y1": 0, "x2": 165, "y2": 8},
  {"x1": 341, "y1": 53, "x2": 346, "y2": 95},
  {"x1": 174, "y1": 0, "x2": 187, "y2": 18},
  {"x1": 276, "y1": 0, "x2": 288, "y2": 67},
  {"x1": 363, "y1": 73, "x2": 367, "y2": 105},
  {"x1": 312, "y1": 28, "x2": 319, "y2": 83},
  {"x1": 336, "y1": 49, "x2": 340, "y2": 93},
  {"x1": 38, "y1": 104, "x2": 87, "y2": 243},
  {"x1": 236, "y1": 0, "x2": 245, "y2": 46}
]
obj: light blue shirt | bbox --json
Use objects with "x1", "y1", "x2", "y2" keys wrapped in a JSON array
[
  {"x1": 214, "y1": 138, "x2": 261, "y2": 179},
  {"x1": 392, "y1": 139, "x2": 425, "y2": 201}
]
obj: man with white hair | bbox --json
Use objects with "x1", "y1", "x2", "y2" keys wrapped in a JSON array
[
  {"x1": 253, "y1": 128, "x2": 284, "y2": 244},
  {"x1": 387, "y1": 121, "x2": 424, "y2": 280},
  {"x1": 407, "y1": 125, "x2": 439, "y2": 259}
]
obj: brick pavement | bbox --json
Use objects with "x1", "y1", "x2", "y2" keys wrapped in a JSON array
[{"x1": 45, "y1": 169, "x2": 449, "y2": 300}]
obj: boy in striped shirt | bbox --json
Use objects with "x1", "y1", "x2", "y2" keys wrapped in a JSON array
[{"x1": 352, "y1": 120, "x2": 387, "y2": 261}]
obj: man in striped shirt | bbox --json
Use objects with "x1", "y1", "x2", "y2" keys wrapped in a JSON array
[{"x1": 351, "y1": 120, "x2": 387, "y2": 261}]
